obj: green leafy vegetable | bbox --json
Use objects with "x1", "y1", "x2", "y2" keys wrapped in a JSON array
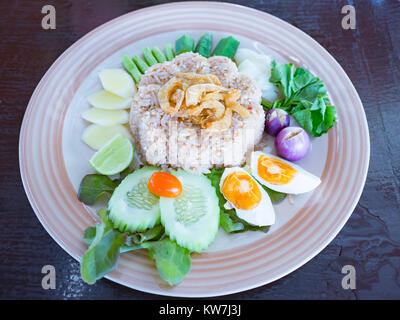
[
  {"x1": 81, "y1": 228, "x2": 125, "y2": 284},
  {"x1": 120, "y1": 236, "x2": 191, "y2": 285},
  {"x1": 261, "y1": 185, "x2": 287, "y2": 203},
  {"x1": 82, "y1": 209, "x2": 116, "y2": 247},
  {"x1": 205, "y1": 168, "x2": 273, "y2": 234},
  {"x1": 125, "y1": 225, "x2": 165, "y2": 246},
  {"x1": 118, "y1": 223, "x2": 165, "y2": 254},
  {"x1": 83, "y1": 226, "x2": 96, "y2": 246},
  {"x1": 78, "y1": 174, "x2": 118, "y2": 205},
  {"x1": 219, "y1": 211, "x2": 246, "y2": 233},
  {"x1": 80, "y1": 209, "x2": 125, "y2": 285},
  {"x1": 117, "y1": 165, "x2": 135, "y2": 182},
  {"x1": 140, "y1": 238, "x2": 192, "y2": 286},
  {"x1": 269, "y1": 61, "x2": 336, "y2": 137},
  {"x1": 261, "y1": 98, "x2": 273, "y2": 111},
  {"x1": 81, "y1": 210, "x2": 188, "y2": 286}
]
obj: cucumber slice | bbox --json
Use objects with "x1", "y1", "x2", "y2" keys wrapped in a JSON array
[
  {"x1": 195, "y1": 32, "x2": 213, "y2": 58},
  {"x1": 108, "y1": 166, "x2": 161, "y2": 232},
  {"x1": 164, "y1": 43, "x2": 175, "y2": 61},
  {"x1": 159, "y1": 170, "x2": 220, "y2": 253},
  {"x1": 212, "y1": 36, "x2": 240, "y2": 59},
  {"x1": 142, "y1": 47, "x2": 158, "y2": 66},
  {"x1": 175, "y1": 35, "x2": 195, "y2": 55}
]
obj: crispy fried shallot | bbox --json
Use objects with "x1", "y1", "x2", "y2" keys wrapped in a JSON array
[{"x1": 158, "y1": 73, "x2": 249, "y2": 129}]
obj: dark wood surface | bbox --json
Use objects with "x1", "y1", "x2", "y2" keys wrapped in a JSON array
[{"x1": 1, "y1": 0, "x2": 399, "y2": 300}]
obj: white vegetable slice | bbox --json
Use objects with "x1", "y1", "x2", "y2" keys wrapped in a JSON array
[
  {"x1": 87, "y1": 90, "x2": 133, "y2": 110},
  {"x1": 81, "y1": 108, "x2": 129, "y2": 126},
  {"x1": 235, "y1": 48, "x2": 271, "y2": 73},
  {"x1": 238, "y1": 59, "x2": 262, "y2": 79},
  {"x1": 236, "y1": 50, "x2": 278, "y2": 101},
  {"x1": 99, "y1": 69, "x2": 136, "y2": 98},
  {"x1": 251, "y1": 54, "x2": 271, "y2": 74},
  {"x1": 234, "y1": 48, "x2": 260, "y2": 65},
  {"x1": 81, "y1": 124, "x2": 132, "y2": 150}
]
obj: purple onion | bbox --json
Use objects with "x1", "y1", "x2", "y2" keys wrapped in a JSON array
[
  {"x1": 275, "y1": 127, "x2": 310, "y2": 161},
  {"x1": 265, "y1": 108, "x2": 290, "y2": 136}
]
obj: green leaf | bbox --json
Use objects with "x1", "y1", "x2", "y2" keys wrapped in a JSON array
[
  {"x1": 221, "y1": 210, "x2": 270, "y2": 233},
  {"x1": 85, "y1": 210, "x2": 165, "y2": 253},
  {"x1": 292, "y1": 67, "x2": 315, "y2": 91},
  {"x1": 82, "y1": 209, "x2": 114, "y2": 248},
  {"x1": 262, "y1": 185, "x2": 287, "y2": 203},
  {"x1": 219, "y1": 211, "x2": 246, "y2": 233},
  {"x1": 83, "y1": 226, "x2": 96, "y2": 246},
  {"x1": 292, "y1": 108, "x2": 313, "y2": 134},
  {"x1": 80, "y1": 225, "x2": 125, "y2": 285},
  {"x1": 80, "y1": 209, "x2": 126, "y2": 284},
  {"x1": 118, "y1": 166, "x2": 135, "y2": 181},
  {"x1": 140, "y1": 238, "x2": 192, "y2": 286},
  {"x1": 269, "y1": 61, "x2": 336, "y2": 137},
  {"x1": 205, "y1": 168, "x2": 276, "y2": 234},
  {"x1": 80, "y1": 210, "x2": 186, "y2": 286},
  {"x1": 261, "y1": 98, "x2": 273, "y2": 111},
  {"x1": 269, "y1": 61, "x2": 295, "y2": 99},
  {"x1": 78, "y1": 174, "x2": 117, "y2": 205},
  {"x1": 126, "y1": 225, "x2": 165, "y2": 245},
  {"x1": 292, "y1": 80, "x2": 326, "y2": 106}
]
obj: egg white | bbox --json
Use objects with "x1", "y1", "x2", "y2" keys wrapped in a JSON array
[
  {"x1": 250, "y1": 151, "x2": 321, "y2": 194},
  {"x1": 219, "y1": 167, "x2": 275, "y2": 226}
]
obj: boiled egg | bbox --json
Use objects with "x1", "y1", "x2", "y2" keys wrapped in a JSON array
[
  {"x1": 219, "y1": 167, "x2": 275, "y2": 226},
  {"x1": 250, "y1": 151, "x2": 321, "y2": 194}
]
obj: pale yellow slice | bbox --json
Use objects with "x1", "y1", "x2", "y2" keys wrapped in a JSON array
[
  {"x1": 99, "y1": 69, "x2": 136, "y2": 98},
  {"x1": 87, "y1": 90, "x2": 132, "y2": 110},
  {"x1": 82, "y1": 124, "x2": 132, "y2": 150},
  {"x1": 81, "y1": 108, "x2": 129, "y2": 126}
]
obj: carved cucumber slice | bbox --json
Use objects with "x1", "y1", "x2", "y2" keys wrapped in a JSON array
[
  {"x1": 159, "y1": 170, "x2": 220, "y2": 253},
  {"x1": 108, "y1": 166, "x2": 161, "y2": 232}
]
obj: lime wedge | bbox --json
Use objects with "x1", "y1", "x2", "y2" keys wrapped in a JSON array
[{"x1": 89, "y1": 134, "x2": 134, "y2": 175}]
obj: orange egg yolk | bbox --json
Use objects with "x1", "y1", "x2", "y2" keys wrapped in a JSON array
[
  {"x1": 258, "y1": 155, "x2": 297, "y2": 185},
  {"x1": 221, "y1": 171, "x2": 262, "y2": 210},
  {"x1": 148, "y1": 172, "x2": 183, "y2": 198}
]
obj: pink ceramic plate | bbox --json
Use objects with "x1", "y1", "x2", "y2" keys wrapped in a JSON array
[{"x1": 19, "y1": 2, "x2": 369, "y2": 297}]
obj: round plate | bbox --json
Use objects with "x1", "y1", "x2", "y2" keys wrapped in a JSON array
[{"x1": 19, "y1": 2, "x2": 369, "y2": 297}]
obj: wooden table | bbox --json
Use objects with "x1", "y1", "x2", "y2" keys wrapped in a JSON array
[{"x1": 1, "y1": 0, "x2": 399, "y2": 299}]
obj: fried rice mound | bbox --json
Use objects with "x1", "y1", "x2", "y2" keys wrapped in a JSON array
[{"x1": 129, "y1": 52, "x2": 265, "y2": 173}]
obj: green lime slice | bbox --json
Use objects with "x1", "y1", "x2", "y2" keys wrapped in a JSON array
[{"x1": 89, "y1": 134, "x2": 134, "y2": 175}]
